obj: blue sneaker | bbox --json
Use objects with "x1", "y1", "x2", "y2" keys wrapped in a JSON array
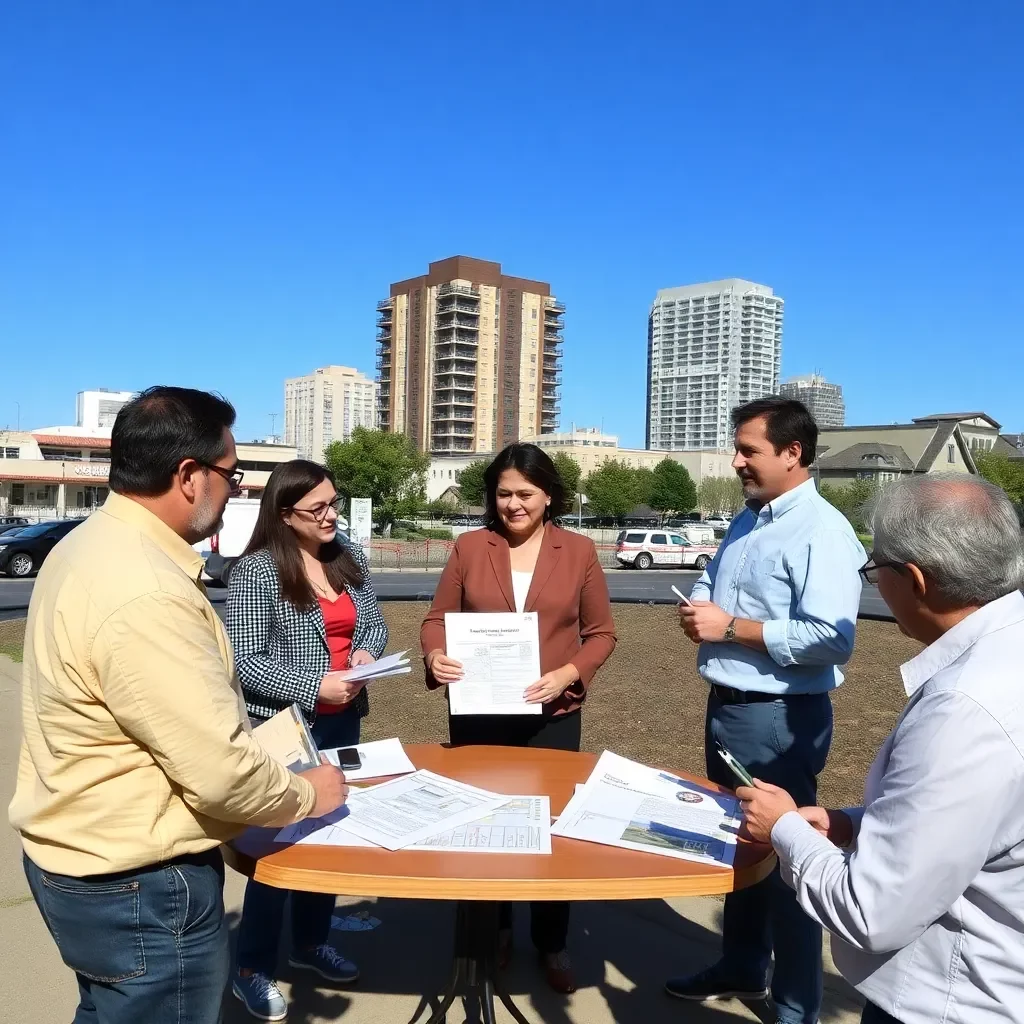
[
  {"x1": 288, "y1": 943, "x2": 360, "y2": 984},
  {"x1": 232, "y1": 971, "x2": 288, "y2": 1021}
]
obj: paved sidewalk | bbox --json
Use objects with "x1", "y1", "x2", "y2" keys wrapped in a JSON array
[{"x1": 0, "y1": 654, "x2": 864, "y2": 1023}]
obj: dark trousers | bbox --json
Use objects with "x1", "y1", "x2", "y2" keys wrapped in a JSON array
[
  {"x1": 236, "y1": 707, "x2": 361, "y2": 976},
  {"x1": 25, "y1": 849, "x2": 227, "y2": 1024},
  {"x1": 448, "y1": 710, "x2": 582, "y2": 954},
  {"x1": 704, "y1": 689, "x2": 833, "y2": 1024},
  {"x1": 861, "y1": 1003, "x2": 900, "y2": 1024}
]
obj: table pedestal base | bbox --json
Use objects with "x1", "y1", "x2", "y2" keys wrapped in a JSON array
[{"x1": 410, "y1": 901, "x2": 533, "y2": 1024}]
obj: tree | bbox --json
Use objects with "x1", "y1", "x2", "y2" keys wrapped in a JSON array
[
  {"x1": 551, "y1": 452, "x2": 582, "y2": 500},
  {"x1": 697, "y1": 475, "x2": 744, "y2": 515},
  {"x1": 649, "y1": 459, "x2": 698, "y2": 515},
  {"x1": 977, "y1": 451, "x2": 1024, "y2": 507},
  {"x1": 633, "y1": 466, "x2": 655, "y2": 507},
  {"x1": 818, "y1": 479, "x2": 877, "y2": 533},
  {"x1": 322, "y1": 427, "x2": 429, "y2": 529},
  {"x1": 583, "y1": 460, "x2": 646, "y2": 518},
  {"x1": 455, "y1": 459, "x2": 490, "y2": 507}
]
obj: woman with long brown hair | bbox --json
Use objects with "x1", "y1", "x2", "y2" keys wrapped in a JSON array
[{"x1": 225, "y1": 459, "x2": 387, "y2": 1022}]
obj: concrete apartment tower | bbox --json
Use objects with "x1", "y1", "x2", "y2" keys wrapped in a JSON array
[
  {"x1": 284, "y1": 365, "x2": 376, "y2": 462},
  {"x1": 646, "y1": 278, "x2": 784, "y2": 450},
  {"x1": 780, "y1": 373, "x2": 845, "y2": 427},
  {"x1": 376, "y1": 256, "x2": 563, "y2": 454},
  {"x1": 76, "y1": 390, "x2": 136, "y2": 432}
]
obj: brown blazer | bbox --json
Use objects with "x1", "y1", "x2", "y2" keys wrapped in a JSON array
[{"x1": 420, "y1": 522, "x2": 617, "y2": 716}]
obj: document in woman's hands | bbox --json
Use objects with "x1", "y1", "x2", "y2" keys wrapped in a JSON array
[{"x1": 444, "y1": 612, "x2": 543, "y2": 715}]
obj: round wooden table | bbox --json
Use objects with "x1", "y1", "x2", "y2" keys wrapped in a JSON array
[{"x1": 226, "y1": 743, "x2": 775, "y2": 1024}]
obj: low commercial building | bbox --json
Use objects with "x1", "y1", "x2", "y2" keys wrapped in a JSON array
[
  {"x1": 0, "y1": 428, "x2": 297, "y2": 519},
  {"x1": 424, "y1": 425, "x2": 734, "y2": 501}
]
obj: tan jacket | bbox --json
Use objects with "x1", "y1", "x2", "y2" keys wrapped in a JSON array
[
  {"x1": 8, "y1": 493, "x2": 315, "y2": 876},
  {"x1": 420, "y1": 522, "x2": 617, "y2": 715}
]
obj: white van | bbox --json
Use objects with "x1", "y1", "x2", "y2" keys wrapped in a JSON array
[
  {"x1": 194, "y1": 498, "x2": 352, "y2": 585},
  {"x1": 194, "y1": 498, "x2": 262, "y2": 585}
]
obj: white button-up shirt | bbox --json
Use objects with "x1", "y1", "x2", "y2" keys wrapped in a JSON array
[{"x1": 772, "y1": 590, "x2": 1024, "y2": 1022}]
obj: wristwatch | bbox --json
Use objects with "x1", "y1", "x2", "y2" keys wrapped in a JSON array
[{"x1": 723, "y1": 617, "x2": 737, "y2": 642}]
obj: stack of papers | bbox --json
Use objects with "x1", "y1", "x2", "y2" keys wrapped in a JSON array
[
  {"x1": 276, "y1": 769, "x2": 552, "y2": 855},
  {"x1": 252, "y1": 704, "x2": 321, "y2": 773},
  {"x1": 335, "y1": 650, "x2": 412, "y2": 683},
  {"x1": 551, "y1": 751, "x2": 742, "y2": 867}
]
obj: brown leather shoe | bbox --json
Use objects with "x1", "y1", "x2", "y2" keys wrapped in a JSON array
[
  {"x1": 497, "y1": 927, "x2": 513, "y2": 970},
  {"x1": 541, "y1": 950, "x2": 577, "y2": 994}
]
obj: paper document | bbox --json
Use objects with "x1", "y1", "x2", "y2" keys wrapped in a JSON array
[
  {"x1": 445, "y1": 612, "x2": 542, "y2": 715},
  {"x1": 334, "y1": 650, "x2": 411, "y2": 683},
  {"x1": 322, "y1": 738, "x2": 416, "y2": 782},
  {"x1": 276, "y1": 795, "x2": 551, "y2": 854},
  {"x1": 335, "y1": 770, "x2": 510, "y2": 850},
  {"x1": 552, "y1": 751, "x2": 741, "y2": 866},
  {"x1": 252, "y1": 704, "x2": 320, "y2": 773},
  {"x1": 414, "y1": 796, "x2": 551, "y2": 854}
]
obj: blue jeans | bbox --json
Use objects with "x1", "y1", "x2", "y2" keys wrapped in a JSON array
[
  {"x1": 236, "y1": 707, "x2": 361, "y2": 975},
  {"x1": 24, "y1": 849, "x2": 227, "y2": 1024},
  {"x1": 705, "y1": 689, "x2": 833, "y2": 1024}
]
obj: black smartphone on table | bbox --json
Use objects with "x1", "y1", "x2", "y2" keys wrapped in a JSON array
[{"x1": 334, "y1": 747, "x2": 362, "y2": 771}]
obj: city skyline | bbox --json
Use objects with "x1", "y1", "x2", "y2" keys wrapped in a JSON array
[{"x1": 2, "y1": 5, "x2": 1022, "y2": 444}]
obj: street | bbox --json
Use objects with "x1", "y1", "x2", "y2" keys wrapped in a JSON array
[{"x1": 0, "y1": 570, "x2": 892, "y2": 620}]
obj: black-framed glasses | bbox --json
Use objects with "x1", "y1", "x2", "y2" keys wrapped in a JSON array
[
  {"x1": 196, "y1": 461, "x2": 244, "y2": 494},
  {"x1": 858, "y1": 557, "x2": 905, "y2": 585},
  {"x1": 290, "y1": 497, "x2": 343, "y2": 524}
]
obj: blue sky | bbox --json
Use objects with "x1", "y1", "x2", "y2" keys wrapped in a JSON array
[{"x1": 2, "y1": 1, "x2": 1021, "y2": 446}]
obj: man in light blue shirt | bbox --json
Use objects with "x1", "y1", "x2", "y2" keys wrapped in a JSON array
[
  {"x1": 666, "y1": 397, "x2": 865, "y2": 1024},
  {"x1": 740, "y1": 476, "x2": 1024, "y2": 1024}
]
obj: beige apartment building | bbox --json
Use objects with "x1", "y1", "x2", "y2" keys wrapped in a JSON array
[
  {"x1": 814, "y1": 412, "x2": 1001, "y2": 485},
  {"x1": 284, "y1": 365, "x2": 376, "y2": 462},
  {"x1": 377, "y1": 256, "x2": 563, "y2": 454},
  {"x1": 0, "y1": 427, "x2": 297, "y2": 519}
]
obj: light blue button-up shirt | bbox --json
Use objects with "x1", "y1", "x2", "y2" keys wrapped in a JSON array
[
  {"x1": 691, "y1": 478, "x2": 865, "y2": 695},
  {"x1": 772, "y1": 590, "x2": 1024, "y2": 1023}
]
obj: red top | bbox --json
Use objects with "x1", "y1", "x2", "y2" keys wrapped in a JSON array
[{"x1": 316, "y1": 592, "x2": 357, "y2": 715}]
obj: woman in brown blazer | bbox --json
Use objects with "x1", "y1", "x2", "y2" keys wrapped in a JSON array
[{"x1": 420, "y1": 442, "x2": 616, "y2": 994}]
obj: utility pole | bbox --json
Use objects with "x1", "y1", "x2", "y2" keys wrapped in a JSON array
[{"x1": 269, "y1": 413, "x2": 278, "y2": 442}]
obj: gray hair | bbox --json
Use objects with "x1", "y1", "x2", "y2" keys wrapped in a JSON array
[{"x1": 872, "y1": 474, "x2": 1024, "y2": 607}]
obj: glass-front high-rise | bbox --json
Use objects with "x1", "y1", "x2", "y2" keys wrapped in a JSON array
[{"x1": 646, "y1": 279, "x2": 783, "y2": 450}]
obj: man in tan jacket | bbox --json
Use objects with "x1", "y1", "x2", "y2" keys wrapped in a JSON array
[{"x1": 8, "y1": 386, "x2": 347, "y2": 1024}]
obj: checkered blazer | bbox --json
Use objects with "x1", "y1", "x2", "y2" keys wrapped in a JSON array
[{"x1": 225, "y1": 541, "x2": 388, "y2": 724}]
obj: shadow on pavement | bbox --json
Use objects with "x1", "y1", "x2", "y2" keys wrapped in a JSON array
[{"x1": 219, "y1": 895, "x2": 864, "y2": 1024}]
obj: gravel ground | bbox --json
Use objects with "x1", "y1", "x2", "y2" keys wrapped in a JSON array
[{"x1": 1, "y1": 605, "x2": 918, "y2": 808}]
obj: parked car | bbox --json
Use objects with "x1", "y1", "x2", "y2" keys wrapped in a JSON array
[
  {"x1": 0, "y1": 519, "x2": 84, "y2": 577},
  {"x1": 704, "y1": 515, "x2": 733, "y2": 531},
  {"x1": 0, "y1": 522, "x2": 30, "y2": 538},
  {"x1": 0, "y1": 515, "x2": 30, "y2": 529},
  {"x1": 614, "y1": 529, "x2": 718, "y2": 571}
]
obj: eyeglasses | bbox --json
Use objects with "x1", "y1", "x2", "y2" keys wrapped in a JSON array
[
  {"x1": 196, "y1": 461, "x2": 244, "y2": 494},
  {"x1": 290, "y1": 497, "x2": 343, "y2": 524},
  {"x1": 858, "y1": 557, "x2": 905, "y2": 585}
]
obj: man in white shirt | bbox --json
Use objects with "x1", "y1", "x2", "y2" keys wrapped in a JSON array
[{"x1": 740, "y1": 475, "x2": 1024, "y2": 1024}]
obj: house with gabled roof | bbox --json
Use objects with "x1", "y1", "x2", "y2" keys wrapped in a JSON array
[{"x1": 813, "y1": 412, "x2": 1002, "y2": 486}]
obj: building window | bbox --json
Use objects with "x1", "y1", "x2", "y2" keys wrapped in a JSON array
[
  {"x1": 947, "y1": 444, "x2": 955, "y2": 463},
  {"x1": 11, "y1": 483, "x2": 24, "y2": 505},
  {"x1": 2, "y1": 447, "x2": 18, "y2": 458}
]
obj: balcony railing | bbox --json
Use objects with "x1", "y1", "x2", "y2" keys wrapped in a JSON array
[
  {"x1": 437, "y1": 283, "x2": 479, "y2": 298},
  {"x1": 376, "y1": 299, "x2": 393, "y2": 310}
]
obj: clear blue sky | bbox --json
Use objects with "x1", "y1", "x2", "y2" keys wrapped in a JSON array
[{"x1": 2, "y1": 1, "x2": 1021, "y2": 446}]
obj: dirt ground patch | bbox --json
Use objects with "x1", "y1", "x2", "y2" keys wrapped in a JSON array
[
  {"x1": 2, "y1": 605, "x2": 918, "y2": 808},
  {"x1": 369, "y1": 603, "x2": 918, "y2": 809}
]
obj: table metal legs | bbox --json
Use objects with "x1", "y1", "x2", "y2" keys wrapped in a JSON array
[{"x1": 409, "y1": 902, "x2": 533, "y2": 1024}]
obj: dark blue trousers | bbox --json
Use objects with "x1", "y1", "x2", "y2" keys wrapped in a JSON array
[
  {"x1": 236, "y1": 707, "x2": 361, "y2": 975},
  {"x1": 705, "y1": 689, "x2": 833, "y2": 1024}
]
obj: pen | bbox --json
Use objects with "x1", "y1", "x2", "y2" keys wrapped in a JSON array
[{"x1": 671, "y1": 585, "x2": 692, "y2": 607}]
